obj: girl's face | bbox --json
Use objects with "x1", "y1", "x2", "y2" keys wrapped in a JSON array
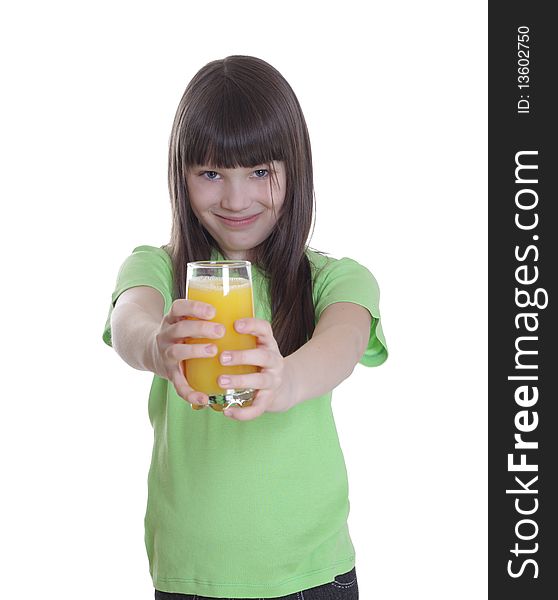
[{"x1": 186, "y1": 161, "x2": 286, "y2": 260}]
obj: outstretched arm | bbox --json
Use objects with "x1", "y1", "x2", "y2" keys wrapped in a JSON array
[{"x1": 286, "y1": 301, "x2": 372, "y2": 406}]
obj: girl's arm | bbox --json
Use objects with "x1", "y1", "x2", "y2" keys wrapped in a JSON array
[
  {"x1": 285, "y1": 301, "x2": 372, "y2": 407},
  {"x1": 110, "y1": 286, "x2": 165, "y2": 373}
]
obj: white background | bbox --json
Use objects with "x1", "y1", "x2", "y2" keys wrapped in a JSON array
[{"x1": 0, "y1": 1, "x2": 487, "y2": 598}]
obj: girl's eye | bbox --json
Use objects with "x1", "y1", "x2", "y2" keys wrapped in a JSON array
[
  {"x1": 253, "y1": 169, "x2": 268, "y2": 178},
  {"x1": 202, "y1": 171, "x2": 220, "y2": 180}
]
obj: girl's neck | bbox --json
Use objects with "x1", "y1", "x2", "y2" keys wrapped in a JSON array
[{"x1": 221, "y1": 248, "x2": 253, "y2": 262}]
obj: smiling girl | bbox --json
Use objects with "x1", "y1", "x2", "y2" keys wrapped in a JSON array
[{"x1": 103, "y1": 55, "x2": 388, "y2": 599}]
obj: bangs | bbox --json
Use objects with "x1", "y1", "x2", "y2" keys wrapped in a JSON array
[{"x1": 182, "y1": 83, "x2": 287, "y2": 169}]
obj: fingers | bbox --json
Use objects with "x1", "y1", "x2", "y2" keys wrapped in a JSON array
[
  {"x1": 217, "y1": 346, "x2": 279, "y2": 389},
  {"x1": 188, "y1": 391, "x2": 209, "y2": 406},
  {"x1": 165, "y1": 341, "x2": 219, "y2": 362},
  {"x1": 217, "y1": 371, "x2": 272, "y2": 391},
  {"x1": 166, "y1": 299, "x2": 216, "y2": 324},
  {"x1": 172, "y1": 319, "x2": 226, "y2": 341},
  {"x1": 223, "y1": 390, "x2": 272, "y2": 421},
  {"x1": 234, "y1": 318, "x2": 276, "y2": 346},
  {"x1": 162, "y1": 315, "x2": 280, "y2": 418},
  {"x1": 169, "y1": 365, "x2": 195, "y2": 401},
  {"x1": 169, "y1": 364, "x2": 208, "y2": 406},
  {"x1": 219, "y1": 347, "x2": 276, "y2": 369}
]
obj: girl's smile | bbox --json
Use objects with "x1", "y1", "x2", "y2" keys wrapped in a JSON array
[
  {"x1": 186, "y1": 161, "x2": 286, "y2": 260},
  {"x1": 215, "y1": 212, "x2": 263, "y2": 227}
]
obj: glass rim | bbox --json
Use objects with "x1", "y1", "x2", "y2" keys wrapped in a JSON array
[{"x1": 187, "y1": 260, "x2": 251, "y2": 268}]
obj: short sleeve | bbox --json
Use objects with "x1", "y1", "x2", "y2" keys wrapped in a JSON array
[
  {"x1": 102, "y1": 245, "x2": 174, "y2": 347},
  {"x1": 311, "y1": 254, "x2": 388, "y2": 367}
]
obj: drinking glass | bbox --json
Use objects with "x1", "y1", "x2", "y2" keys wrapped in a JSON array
[{"x1": 183, "y1": 261, "x2": 258, "y2": 412}]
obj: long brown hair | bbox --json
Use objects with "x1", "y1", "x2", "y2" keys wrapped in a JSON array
[{"x1": 164, "y1": 55, "x2": 318, "y2": 357}]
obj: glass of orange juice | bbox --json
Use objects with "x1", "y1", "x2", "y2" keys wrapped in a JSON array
[{"x1": 183, "y1": 260, "x2": 258, "y2": 412}]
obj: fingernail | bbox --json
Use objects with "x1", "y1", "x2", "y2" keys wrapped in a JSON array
[
  {"x1": 221, "y1": 352, "x2": 231, "y2": 363},
  {"x1": 205, "y1": 344, "x2": 216, "y2": 355},
  {"x1": 206, "y1": 306, "x2": 215, "y2": 318},
  {"x1": 215, "y1": 325, "x2": 225, "y2": 336},
  {"x1": 236, "y1": 320, "x2": 245, "y2": 331},
  {"x1": 220, "y1": 376, "x2": 231, "y2": 386}
]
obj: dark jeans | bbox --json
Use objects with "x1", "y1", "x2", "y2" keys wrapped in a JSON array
[{"x1": 154, "y1": 566, "x2": 358, "y2": 599}]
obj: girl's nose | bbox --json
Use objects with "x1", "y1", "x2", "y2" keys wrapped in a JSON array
[{"x1": 220, "y1": 181, "x2": 252, "y2": 212}]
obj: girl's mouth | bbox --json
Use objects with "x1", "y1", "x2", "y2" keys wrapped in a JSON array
[{"x1": 216, "y1": 213, "x2": 262, "y2": 228}]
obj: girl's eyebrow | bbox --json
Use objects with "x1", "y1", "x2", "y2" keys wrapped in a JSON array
[{"x1": 196, "y1": 163, "x2": 276, "y2": 172}]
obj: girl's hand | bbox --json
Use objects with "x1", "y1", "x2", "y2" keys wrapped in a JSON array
[
  {"x1": 219, "y1": 318, "x2": 294, "y2": 420},
  {"x1": 151, "y1": 299, "x2": 224, "y2": 407}
]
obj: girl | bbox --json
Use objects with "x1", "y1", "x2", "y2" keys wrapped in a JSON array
[{"x1": 103, "y1": 55, "x2": 388, "y2": 600}]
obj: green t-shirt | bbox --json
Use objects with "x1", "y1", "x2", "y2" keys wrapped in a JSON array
[{"x1": 102, "y1": 245, "x2": 388, "y2": 598}]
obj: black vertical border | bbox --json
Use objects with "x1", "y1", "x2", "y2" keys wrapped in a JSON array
[{"x1": 490, "y1": 2, "x2": 557, "y2": 598}]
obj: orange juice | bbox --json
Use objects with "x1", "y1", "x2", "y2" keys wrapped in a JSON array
[{"x1": 183, "y1": 276, "x2": 258, "y2": 411}]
